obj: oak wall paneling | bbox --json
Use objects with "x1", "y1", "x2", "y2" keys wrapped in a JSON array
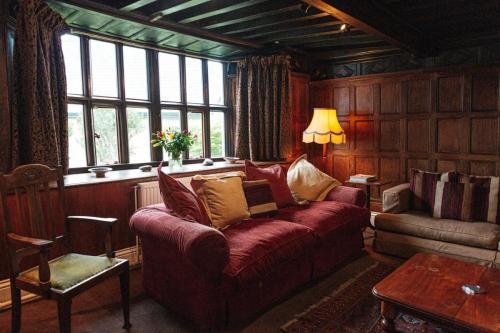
[
  {"x1": 310, "y1": 64, "x2": 500, "y2": 206},
  {"x1": 290, "y1": 72, "x2": 311, "y2": 159}
]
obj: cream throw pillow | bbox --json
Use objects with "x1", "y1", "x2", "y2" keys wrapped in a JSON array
[
  {"x1": 191, "y1": 173, "x2": 250, "y2": 230},
  {"x1": 287, "y1": 154, "x2": 341, "y2": 201}
]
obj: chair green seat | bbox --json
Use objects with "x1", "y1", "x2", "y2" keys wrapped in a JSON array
[{"x1": 21, "y1": 253, "x2": 119, "y2": 290}]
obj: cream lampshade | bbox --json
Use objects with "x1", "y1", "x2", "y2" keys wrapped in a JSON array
[{"x1": 302, "y1": 108, "x2": 346, "y2": 144}]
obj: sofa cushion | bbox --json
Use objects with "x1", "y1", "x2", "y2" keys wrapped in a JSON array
[
  {"x1": 409, "y1": 169, "x2": 442, "y2": 213},
  {"x1": 433, "y1": 181, "x2": 474, "y2": 221},
  {"x1": 375, "y1": 211, "x2": 500, "y2": 250},
  {"x1": 442, "y1": 172, "x2": 500, "y2": 224},
  {"x1": 191, "y1": 174, "x2": 250, "y2": 230},
  {"x1": 276, "y1": 201, "x2": 370, "y2": 240},
  {"x1": 245, "y1": 160, "x2": 296, "y2": 208},
  {"x1": 242, "y1": 180, "x2": 278, "y2": 217},
  {"x1": 221, "y1": 218, "x2": 314, "y2": 285},
  {"x1": 287, "y1": 154, "x2": 341, "y2": 202},
  {"x1": 158, "y1": 163, "x2": 210, "y2": 226}
]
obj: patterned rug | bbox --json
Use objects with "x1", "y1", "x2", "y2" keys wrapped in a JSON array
[{"x1": 281, "y1": 263, "x2": 447, "y2": 333}]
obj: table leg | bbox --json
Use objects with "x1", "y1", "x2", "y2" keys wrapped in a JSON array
[
  {"x1": 366, "y1": 185, "x2": 371, "y2": 211},
  {"x1": 380, "y1": 300, "x2": 397, "y2": 332}
]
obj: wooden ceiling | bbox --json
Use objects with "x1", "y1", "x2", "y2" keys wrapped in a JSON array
[{"x1": 46, "y1": 0, "x2": 500, "y2": 62}]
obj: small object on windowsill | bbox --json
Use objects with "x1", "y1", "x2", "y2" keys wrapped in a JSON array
[
  {"x1": 224, "y1": 157, "x2": 239, "y2": 164},
  {"x1": 203, "y1": 158, "x2": 214, "y2": 166},
  {"x1": 139, "y1": 165, "x2": 152, "y2": 172},
  {"x1": 462, "y1": 284, "x2": 486, "y2": 295},
  {"x1": 349, "y1": 174, "x2": 377, "y2": 183},
  {"x1": 88, "y1": 167, "x2": 112, "y2": 178}
]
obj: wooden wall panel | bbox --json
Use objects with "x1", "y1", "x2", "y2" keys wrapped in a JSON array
[
  {"x1": 354, "y1": 120, "x2": 375, "y2": 151},
  {"x1": 309, "y1": 64, "x2": 500, "y2": 208},
  {"x1": 355, "y1": 85, "x2": 373, "y2": 115},
  {"x1": 438, "y1": 76, "x2": 463, "y2": 112},
  {"x1": 407, "y1": 119, "x2": 430, "y2": 153},
  {"x1": 437, "y1": 118, "x2": 462, "y2": 153},
  {"x1": 380, "y1": 120, "x2": 400, "y2": 152},
  {"x1": 407, "y1": 79, "x2": 431, "y2": 114},
  {"x1": 381, "y1": 82, "x2": 400, "y2": 114},
  {"x1": 470, "y1": 117, "x2": 498, "y2": 154},
  {"x1": 333, "y1": 86, "x2": 350, "y2": 116},
  {"x1": 472, "y1": 75, "x2": 498, "y2": 112}
]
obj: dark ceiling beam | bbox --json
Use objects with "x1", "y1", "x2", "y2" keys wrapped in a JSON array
[
  {"x1": 304, "y1": 40, "x2": 389, "y2": 52},
  {"x1": 120, "y1": 0, "x2": 156, "y2": 11},
  {"x1": 221, "y1": 12, "x2": 329, "y2": 35},
  {"x1": 244, "y1": 20, "x2": 341, "y2": 40},
  {"x1": 301, "y1": 0, "x2": 434, "y2": 56},
  {"x1": 54, "y1": 0, "x2": 263, "y2": 49},
  {"x1": 143, "y1": 0, "x2": 211, "y2": 21},
  {"x1": 172, "y1": 0, "x2": 271, "y2": 24},
  {"x1": 256, "y1": 30, "x2": 363, "y2": 45},
  {"x1": 203, "y1": 3, "x2": 303, "y2": 30},
  {"x1": 312, "y1": 45, "x2": 400, "y2": 60}
]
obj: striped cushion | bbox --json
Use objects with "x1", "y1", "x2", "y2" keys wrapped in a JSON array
[
  {"x1": 409, "y1": 169, "x2": 442, "y2": 213},
  {"x1": 442, "y1": 172, "x2": 500, "y2": 224},
  {"x1": 433, "y1": 181, "x2": 474, "y2": 221},
  {"x1": 243, "y1": 180, "x2": 278, "y2": 217}
]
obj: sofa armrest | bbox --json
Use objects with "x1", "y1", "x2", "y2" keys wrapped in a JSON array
[
  {"x1": 130, "y1": 205, "x2": 229, "y2": 280},
  {"x1": 382, "y1": 183, "x2": 410, "y2": 213},
  {"x1": 324, "y1": 185, "x2": 367, "y2": 208}
]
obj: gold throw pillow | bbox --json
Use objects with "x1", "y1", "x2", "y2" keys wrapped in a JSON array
[{"x1": 191, "y1": 173, "x2": 250, "y2": 230}]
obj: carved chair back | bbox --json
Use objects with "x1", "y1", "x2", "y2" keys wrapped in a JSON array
[{"x1": 0, "y1": 164, "x2": 66, "y2": 243}]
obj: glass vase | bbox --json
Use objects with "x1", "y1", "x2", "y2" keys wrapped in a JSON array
[{"x1": 167, "y1": 151, "x2": 183, "y2": 169}]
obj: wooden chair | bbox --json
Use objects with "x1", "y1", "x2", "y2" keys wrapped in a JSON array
[{"x1": 0, "y1": 164, "x2": 131, "y2": 333}]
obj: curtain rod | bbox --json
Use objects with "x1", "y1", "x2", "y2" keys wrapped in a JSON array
[{"x1": 69, "y1": 28, "x2": 242, "y2": 63}]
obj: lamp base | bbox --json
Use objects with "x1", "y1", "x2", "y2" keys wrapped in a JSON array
[{"x1": 322, "y1": 143, "x2": 328, "y2": 172}]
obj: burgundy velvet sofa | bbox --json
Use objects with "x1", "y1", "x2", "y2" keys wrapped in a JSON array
[{"x1": 130, "y1": 185, "x2": 369, "y2": 329}]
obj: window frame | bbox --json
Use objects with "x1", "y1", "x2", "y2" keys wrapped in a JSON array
[{"x1": 65, "y1": 34, "x2": 231, "y2": 174}]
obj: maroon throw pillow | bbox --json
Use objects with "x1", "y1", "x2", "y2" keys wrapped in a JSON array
[
  {"x1": 244, "y1": 160, "x2": 296, "y2": 208},
  {"x1": 433, "y1": 181, "x2": 474, "y2": 221},
  {"x1": 157, "y1": 162, "x2": 210, "y2": 226},
  {"x1": 409, "y1": 169, "x2": 441, "y2": 213}
]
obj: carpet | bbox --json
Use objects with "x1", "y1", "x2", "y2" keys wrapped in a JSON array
[{"x1": 281, "y1": 263, "x2": 447, "y2": 333}]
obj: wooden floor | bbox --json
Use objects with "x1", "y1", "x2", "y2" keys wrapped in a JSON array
[{"x1": 0, "y1": 230, "x2": 402, "y2": 333}]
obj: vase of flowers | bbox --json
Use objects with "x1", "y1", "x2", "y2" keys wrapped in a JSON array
[{"x1": 151, "y1": 129, "x2": 197, "y2": 168}]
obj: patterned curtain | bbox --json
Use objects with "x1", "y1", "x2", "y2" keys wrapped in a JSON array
[
  {"x1": 10, "y1": 0, "x2": 68, "y2": 171},
  {"x1": 235, "y1": 55, "x2": 292, "y2": 161}
]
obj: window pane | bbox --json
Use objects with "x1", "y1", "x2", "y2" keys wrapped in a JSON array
[
  {"x1": 210, "y1": 112, "x2": 225, "y2": 157},
  {"x1": 127, "y1": 107, "x2": 151, "y2": 163},
  {"x1": 161, "y1": 109, "x2": 181, "y2": 131},
  {"x1": 159, "y1": 53, "x2": 181, "y2": 102},
  {"x1": 208, "y1": 61, "x2": 224, "y2": 105},
  {"x1": 61, "y1": 34, "x2": 83, "y2": 95},
  {"x1": 185, "y1": 57, "x2": 204, "y2": 104},
  {"x1": 93, "y1": 107, "x2": 119, "y2": 165},
  {"x1": 187, "y1": 112, "x2": 203, "y2": 158},
  {"x1": 123, "y1": 46, "x2": 148, "y2": 100},
  {"x1": 67, "y1": 104, "x2": 87, "y2": 167},
  {"x1": 90, "y1": 39, "x2": 118, "y2": 98}
]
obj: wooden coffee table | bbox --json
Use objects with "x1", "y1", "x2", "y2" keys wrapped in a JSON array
[{"x1": 372, "y1": 253, "x2": 500, "y2": 333}]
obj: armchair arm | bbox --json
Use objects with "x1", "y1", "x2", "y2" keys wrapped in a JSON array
[
  {"x1": 66, "y1": 216, "x2": 117, "y2": 227},
  {"x1": 7, "y1": 233, "x2": 53, "y2": 250},
  {"x1": 7, "y1": 233, "x2": 52, "y2": 289},
  {"x1": 324, "y1": 185, "x2": 367, "y2": 207},
  {"x1": 66, "y1": 216, "x2": 117, "y2": 257},
  {"x1": 382, "y1": 183, "x2": 410, "y2": 213},
  {"x1": 130, "y1": 205, "x2": 229, "y2": 281}
]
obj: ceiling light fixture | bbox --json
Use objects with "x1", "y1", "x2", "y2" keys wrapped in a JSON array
[{"x1": 340, "y1": 23, "x2": 351, "y2": 33}]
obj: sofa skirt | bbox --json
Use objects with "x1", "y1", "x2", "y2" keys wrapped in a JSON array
[{"x1": 374, "y1": 230, "x2": 498, "y2": 267}]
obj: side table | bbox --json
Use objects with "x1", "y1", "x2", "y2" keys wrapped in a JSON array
[{"x1": 344, "y1": 179, "x2": 390, "y2": 211}]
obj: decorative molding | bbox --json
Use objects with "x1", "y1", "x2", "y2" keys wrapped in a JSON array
[{"x1": 0, "y1": 246, "x2": 139, "y2": 311}]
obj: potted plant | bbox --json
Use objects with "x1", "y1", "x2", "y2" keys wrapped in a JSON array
[{"x1": 151, "y1": 129, "x2": 197, "y2": 168}]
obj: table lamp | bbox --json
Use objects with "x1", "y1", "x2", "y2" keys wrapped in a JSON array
[{"x1": 303, "y1": 108, "x2": 346, "y2": 168}]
